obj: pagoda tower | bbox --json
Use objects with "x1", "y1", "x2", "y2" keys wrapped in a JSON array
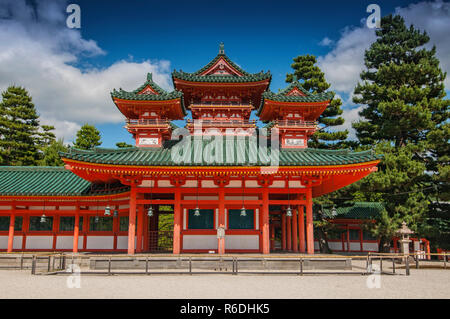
[
  {"x1": 172, "y1": 42, "x2": 271, "y2": 135},
  {"x1": 111, "y1": 73, "x2": 186, "y2": 147},
  {"x1": 257, "y1": 80, "x2": 333, "y2": 148}
]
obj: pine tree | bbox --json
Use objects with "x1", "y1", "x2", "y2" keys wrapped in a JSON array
[
  {"x1": 352, "y1": 15, "x2": 449, "y2": 251},
  {"x1": 73, "y1": 124, "x2": 102, "y2": 150},
  {"x1": 40, "y1": 139, "x2": 68, "y2": 166},
  {"x1": 0, "y1": 86, "x2": 41, "y2": 166},
  {"x1": 286, "y1": 55, "x2": 348, "y2": 149},
  {"x1": 116, "y1": 142, "x2": 133, "y2": 148}
]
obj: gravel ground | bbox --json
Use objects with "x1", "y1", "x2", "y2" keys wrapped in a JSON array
[{"x1": 0, "y1": 268, "x2": 448, "y2": 299}]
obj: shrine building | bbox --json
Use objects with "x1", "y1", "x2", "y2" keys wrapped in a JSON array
[{"x1": 0, "y1": 44, "x2": 381, "y2": 255}]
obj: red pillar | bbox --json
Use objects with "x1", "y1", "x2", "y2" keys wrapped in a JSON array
[
  {"x1": 292, "y1": 208, "x2": 298, "y2": 252},
  {"x1": 173, "y1": 188, "x2": 182, "y2": 254},
  {"x1": 287, "y1": 215, "x2": 292, "y2": 251},
  {"x1": 73, "y1": 203, "x2": 79, "y2": 253},
  {"x1": 136, "y1": 204, "x2": 144, "y2": 253},
  {"x1": 281, "y1": 213, "x2": 286, "y2": 250},
  {"x1": 262, "y1": 188, "x2": 270, "y2": 254},
  {"x1": 7, "y1": 213, "x2": 15, "y2": 253},
  {"x1": 128, "y1": 185, "x2": 137, "y2": 255},
  {"x1": 306, "y1": 187, "x2": 314, "y2": 254},
  {"x1": 298, "y1": 205, "x2": 305, "y2": 253}
]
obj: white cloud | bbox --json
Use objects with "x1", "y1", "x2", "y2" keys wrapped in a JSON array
[
  {"x1": 318, "y1": 37, "x2": 334, "y2": 47},
  {"x1": 317, "y1": 26, "x2": 376, "y2": 93},
  {"x1": 395, "y1": 0, "x2": 450, "y2": 88},
  {"x1": 0, "y1": 0, "x2": 172, "y2": 142},
  {"x1": 317, "y1": 0, "x2": 450, "y2": 140},
  {"x1": 318, "y1": 0, "x2": 450, "y2": 94}
]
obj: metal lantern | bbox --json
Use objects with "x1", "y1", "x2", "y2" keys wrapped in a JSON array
[
  {"x1": 147, "y1": 206, "x2": 154, "y2": 217},
  {"x1": 331, "y1": 206, "x2": 337, "y2": 217},
  {"x1": 40, "y1": 201, "x2": 47, "y2": 223},
  {"x1": 286, "y1": 206, "x2": 293, "y2": 217},
  {"x1": 240, "y1": 207, "x2": 247, "y2": 217},
  {"x1": 194, "y1": 207, "x2": 200, "y2": 216},
  {"x1": 104, "y1": 205, "x2": 111, "y2": 216},
  {"x1": 94, "y1": 215, "x2": 100, "y2": 223},
  {"x1": 113, "y1": 209, "x2": 118, "y2": 218}
]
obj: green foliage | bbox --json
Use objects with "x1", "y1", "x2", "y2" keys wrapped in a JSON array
[
  {"x1": 116, "y1": 142, "x2": 133, "y2": 148},
  {"x1": 351, "y1": 15, "x2": 449, "y2": 251},
  {"x1": 286, "y1": 54, "x2": 348, "y2": 149},
  {"x1": 73, "y1": 124, "x2": 102, "y2": 150},
  {"x1": 39, "y1": 139, "x2": 68, "y2": 166},
  {"x1": 0, "y1": 86, "x2": 42, "y2": 165}
]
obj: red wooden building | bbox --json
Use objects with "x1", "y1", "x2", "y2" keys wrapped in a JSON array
[{"x1": 0, "y1": 44, "x2": 381, "y2": 254}]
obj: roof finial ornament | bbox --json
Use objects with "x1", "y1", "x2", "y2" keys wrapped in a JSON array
[
  {"x1": 219, "y1": 42, "x2": 225, "y2": 55},
  {"x1": 292, "y1": 74, "x2": 298, "y2": 83},
  {"x1": 147, "y1": 73, "x2": 153, "y2": 81}
]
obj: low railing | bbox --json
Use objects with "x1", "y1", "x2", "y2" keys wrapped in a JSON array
[
  {"x1": 190, "y1": 102, "x2": 252, "y2": 107},
  {"x1": 126, "y1": 119, "x2": 170, "y2": 126},
  {"x1": 275, "y1": 120, "x2": 317, "y2": 128},
  {"x1": 0, "y1": 252, "x2": 447, "y2": 276},
  {"x1": 186, "y1": 119, "x2": 256, "y2": 127}
]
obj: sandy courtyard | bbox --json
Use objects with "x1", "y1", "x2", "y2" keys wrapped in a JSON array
[{"x1": 0, "y1": 268, "x2": 448, "y2": 299}]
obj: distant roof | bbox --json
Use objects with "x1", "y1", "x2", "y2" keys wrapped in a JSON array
[
  {"x1": 257, "y1": 81, "x2": 333, "y2": 116},
  {"x1": 111, "y1": 73, "x2": 187, "y2": 115},
  {"x1": 0, "y1": 166, "x2": 129, "y2": 196},
  {"x1": 322, "y1": 202, "x2": 385, "y2": 220}
]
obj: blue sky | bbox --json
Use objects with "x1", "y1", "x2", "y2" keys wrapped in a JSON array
[{"x1": 1, "y1": 0, "x2": 449, "y2": 147}]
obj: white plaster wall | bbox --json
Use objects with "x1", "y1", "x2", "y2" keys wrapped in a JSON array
[
  {"x1": 58, "y1": 206, "x2": 76, "y2": 210},
  {"x1": 0, "y1": 236, "x2": 7, "y2": 249},
  {"x1": 363, "y1": 242, "x2": 378, "y2": 252},
  {"x1": 26, "y1": 236, "x2": 53, "y2": 249},
  {"x1": 225, "y1": 235, "x2": 259, "y2": 250},
  {"x1": 55, "y1": 236, "x2": 83, "y2": 250},
  {"x1": 116, "y1": 236, "x2": 138, "y2": 249},
  {"x1": 255, "y1": 209, "x2": 259, "y2": 230},
  {"x1": 86, "y1": 236, "x2": 114, "y2": 250},
  {"x1": 0, "y1": 236, "x2": 22, "y2": 249},
  {"x1": 328, "y1": 241, "x2": 343, "y2": 251},
  {"x1": 349, "y1": 242, "x2": 361, "y2": 251},
  {"x1": 183, "y1": 235, "x2": 218, "y2": 250}
]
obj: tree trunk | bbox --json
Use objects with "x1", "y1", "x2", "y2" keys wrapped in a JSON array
[
  {"x1": 317, "y1": 227, "x2": 332, "y2": 254},
  {"x1": 378, "y1": 237, "x2": 391, "y2": 253}
]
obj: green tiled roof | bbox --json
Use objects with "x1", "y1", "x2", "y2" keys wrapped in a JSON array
[
  {"x1": 60, "y1": 138, "x2": 381, "y2": 167},
  {"x1": 0, "y1": 166, "x2": 129, "y2": 196},
  {"x1": 257, "y1": 81, "x2": 334, "y2": 116},
  {"x1": 111, "y1": 73, "x2": 187, "y2": 115},
  {"x1": 191, "y1": 50, "x2": 252, "y2": 76},
  {"x1": 322, "y1": 202, "x2": 385, "y2": 219},
  {"x1": 172, "y1": 70, "x2": 271, "y2": 83},
  {"x1": 172, "y1": 47, "x2": 271, "y2": 84}
]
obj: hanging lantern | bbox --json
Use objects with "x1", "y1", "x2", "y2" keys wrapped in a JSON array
[
  {"x1": 104, "y1": 204, "x2": 111, "y2": 216},
  {"x1": 194, "y1": 207, "x2": 200, "y2": 216},
  {"x1": 147, "y1": 206, "x2": 154, "y2": 217},
  {"x1": 240, "y1": 178, "x2": 247, "y2": 217},
  {"x1": 113, "y1": 209, "x2": 119, "y2": 218},
  {"x1": 286, "y1": 206, "x2": 292, "y2": 217},
  {"x1": 331, "y1": 206, "x2": 337, "y2": 217},
  {"x1": 95, "y1": 215, "x2": 100, "y2": 223},
  {"x1": 40, "y1": 201, "x2": 46, "y2": 223}
]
